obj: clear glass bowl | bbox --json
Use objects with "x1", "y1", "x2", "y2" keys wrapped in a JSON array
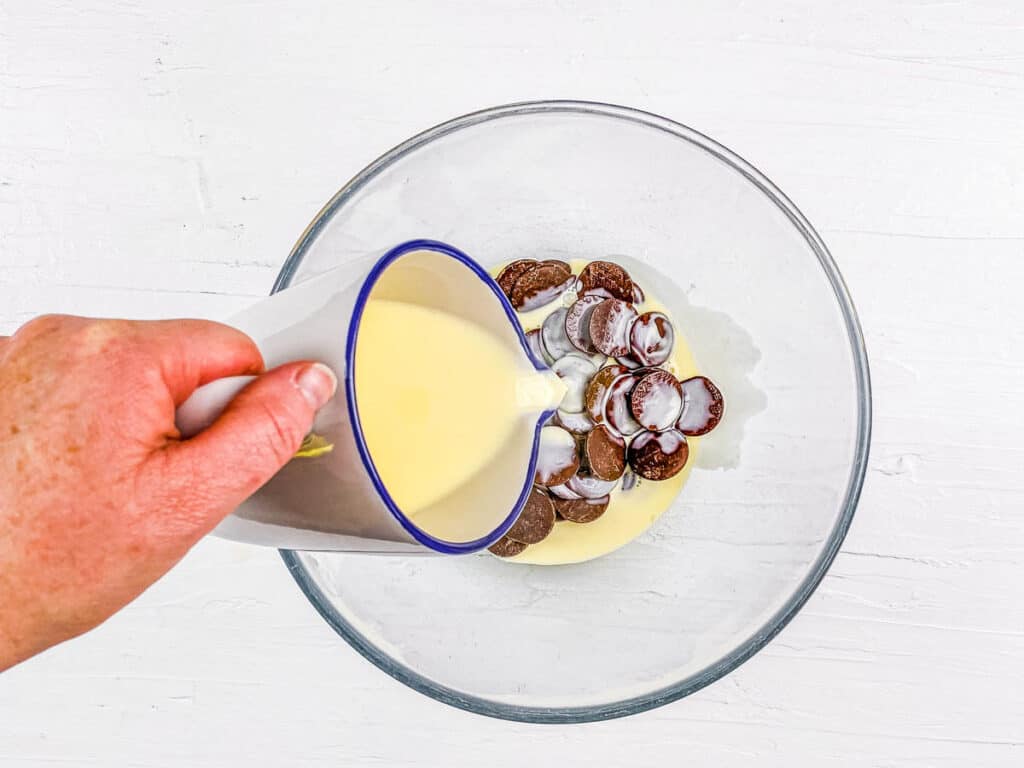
[{"x1": 275, "y1": 101, "x2": 871, "y2": 722}]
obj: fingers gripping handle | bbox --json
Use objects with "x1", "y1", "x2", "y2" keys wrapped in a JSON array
[{"x1": 175, "y1": 376, "x2": 257, "y2": 439}]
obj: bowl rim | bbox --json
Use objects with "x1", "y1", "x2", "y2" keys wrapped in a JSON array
[{"x1": 276, "y1": 99, "x2": 873, "y2": 723}]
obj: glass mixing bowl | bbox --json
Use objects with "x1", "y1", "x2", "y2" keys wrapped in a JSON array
[{"x1": 275, "y1": 101, "x2": 871, "y2": 722}]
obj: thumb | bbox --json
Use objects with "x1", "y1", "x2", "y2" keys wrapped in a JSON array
[{"x1": 156, "y1": 361, "x2": 338, "y2": 530}]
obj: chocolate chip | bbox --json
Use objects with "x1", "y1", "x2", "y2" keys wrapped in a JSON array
[
  {"x1": 564, "y1": 294, "x2": 605, "y2": 354},
  {"x1": 584, "y1": 425, "x2": 627, "y2": 481},
  {"x1": 578, "y1": 261, "x2": 634, "y2": 301},
  {"x1": 488, "y1": 535, "x2": 529, "y2": 557},
  {"x1": 553, "y1": 495, "x2": 609, "y2": 524},
  {"x1": 497, "y1": 259, "x2": 538, "y2": 298},
  {"x1": 629, "y1": 311, "x2": 674, "y2": 367},
  {"x1": 677, "y1": 376, "x2": 725, "y2": 436},
  {"x1": 589, "y1": 299, "x2": 638, "y2": 357},
  {"x1": 510, "y1": 262, "x2": 574, "y2": 311},
  {"x1": 584, "y1": 363, "x2": 629, "y2": 423},
  {"x1": 534, "y1": 425, "x2": 580, "y2": 487},
  {"x1": 630, "y1": 369, "x2": 684, "y2": 431},
  {"x1": 628, "y1": 429, "x2": 689, "y2": 480},
  {"x1": 506, "y1": 487, "x2": 556, "y2": 544}
]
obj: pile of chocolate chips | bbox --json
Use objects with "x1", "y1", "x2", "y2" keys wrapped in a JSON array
[{"x1": 488, "y1": 259, "x2": 724, "y2": 558}]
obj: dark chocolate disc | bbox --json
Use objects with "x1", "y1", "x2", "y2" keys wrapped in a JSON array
[
  {"x1": 578, "y1": 286, "x2": 615, "y2": 301},
  {"x1": 604, "y1": 372, "x2": 644, "y2": 436},
  {"x1": 629, "y1": 311, "x2": 674, "y2": 367},
  {"x1": 510, "y1": 262, "x2": 574, "y2": 311},
  {"x1": 584, "y1": 363, "x2": 629, "y2": 423},
  {"x1": 506, "y1": 487, "x2": 557, "y2": 544},
  {"x1": 677, "y1": 376, "x2": 725, "y2": 436},
  {"x1": 541, "y1": 307, "x2": 577, "y2": 361},
  {"x1": 578, "y1": 261, "x2": 634, "y2": 301},
  {"x1": 589, "y1": 299, "x2": 639, "y2": 358},
  {"x1": 548, "y1": 482, "x2": 582, "y2": 500},
  {"x1": 584, "y1": 425, "x2": 627, "y2": 481},
  {"x1": 497, "y1": 259, "x2": 537, "y2": 298},
  {"x1": 534, "y1": 425, "x2": 580, "y2": 487},
  {"x1": 628, "y1": 429, "x2": 689, "y2": 481},
  {"x1": 488, "y1": 535, "x2": 528, "y2": 557},
  {"x1": 564, "y1": 294, "x2": 605, "y2": 354},
  {"x1": 630, "y1": 369, "x2": 684, "y2": 431},
  {"x1": 566, "y1": 471, "x2": 618, "y2": 500},
  {"x1": 554, "y1": 408, "x2": 595, "y2": 435},
  {"x1": 553, "y1": 495, "x2": 609, "y2": 524},
  {"x1": 616, "y1": 354, "x2": 643, "y2": 369},
  {"x1": 525, "y1": 328, "x2": 552, "y2": 366},
  {"x1": 550, "y1": 353, "x2": 598, "y2": 413}
]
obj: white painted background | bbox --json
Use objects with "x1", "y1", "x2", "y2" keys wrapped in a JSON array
[{"x1": 2, "y1": 1, "x2": 1023, "y2": 765}]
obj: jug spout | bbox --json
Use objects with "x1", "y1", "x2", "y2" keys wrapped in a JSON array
[{"x1": 516, "y1": 369, "x2": 567, "y2": 418}]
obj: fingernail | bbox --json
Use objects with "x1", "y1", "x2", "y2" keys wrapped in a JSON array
[{"x1": 295, "y1": 362, "x2": 338, "y2": 409}]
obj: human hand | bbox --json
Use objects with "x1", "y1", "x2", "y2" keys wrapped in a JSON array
[{"x1": 0, "y1": 315, "x2": 336, "y2": 671}]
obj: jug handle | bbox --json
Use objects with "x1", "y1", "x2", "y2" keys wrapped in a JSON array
[{"x1": 175, "y1": 376, "x2": 256, "y2": 439}]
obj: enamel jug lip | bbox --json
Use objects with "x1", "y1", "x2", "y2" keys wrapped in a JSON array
[{"x1": 344, "y1": 239, "x2": 552, "y2": 554}]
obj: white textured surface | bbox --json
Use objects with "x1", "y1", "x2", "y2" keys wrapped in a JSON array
[{"x1": 2, "y1": 1, "x2": 1023, "y2": 765}]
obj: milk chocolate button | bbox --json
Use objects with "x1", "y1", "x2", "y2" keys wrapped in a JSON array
[
  {"x1": 541, "y1": 307, "x2": 577, "y2": 361},
  {"x1": 628, "y1": 428, "x2": 689, "y2": 480},
  {"x1": 554, "y1": 408, "x2": 594, "y2": 435},
  {"x1": 525, "y1": 328, "x2": 552, "y2": 366},
  {"x1": 497, "y1": 259, "x2": 537, "y2": 297},
  {"x1": 550, "y1": 353, "x2": 598, "y2": 413},
  {"x1": 584, "y1": 425, "x2": 627, "y2": 481},
  {"x1": 589, "y1": 299, "x2": 638, "y2": 357},
  {"x1": 534, "y1": 425, "x2": 580, "y2": 486},
  {"x1": 629, "y1": 311, "x2": 675, "y2": 367},
  {"x1": 564, "y1": 294, "x2": 605, "y2": 353},
  {"x1": 506, "y1": 487, "x2": 556, "y2": 544},
  {"x1": 630, "y1": 369, "x2": 684, "y2": 431},
  {"x1": 488, "y1": 535, "x2": 528, "y2": 558},
  {"x1": 553, "y1": 495, "x2": 609, "y2": 524},
  {"x1": 677, "y1": 376, "x2": 725, "y2": 436},
  {"x1": 510, "y1": 262, "x2": 574, "y2": 311},
  {"x1": 584, "y1": 363, "x2": 628, "y2": 423},
  {"x1": 566, "y1": 471, "x2": 617, "y2": 499},
  {"x1": 604, "y1": 372, "x2": 644, "y2": 437},
  {"x1": 578, "y1": 261, "x2": 634, "y2": 301}
]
